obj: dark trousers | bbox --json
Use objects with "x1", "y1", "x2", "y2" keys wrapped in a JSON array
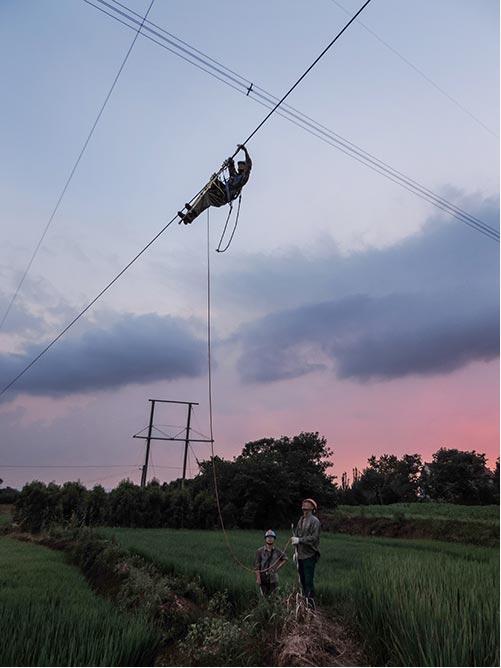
[
  {"x1": 260, "y1": 581, "x2": 278, "y2": 597},
  {"x1": 184, "y1": 182, "x2": 227, "y2": 223},
  {"x1": 298, "y1": 556, "x2": 317, "y2": 607}
]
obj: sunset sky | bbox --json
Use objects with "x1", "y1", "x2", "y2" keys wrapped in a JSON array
[{"x1": 0, "y1": 0, "x2": 499, "y2": 490}]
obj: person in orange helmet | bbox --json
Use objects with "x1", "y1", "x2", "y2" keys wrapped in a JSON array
[{"x1": 291, "y1": 498, "x2": 320, "y2": 608}]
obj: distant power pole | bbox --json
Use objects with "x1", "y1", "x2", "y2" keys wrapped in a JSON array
[
  {"x1": 140, "y1": 400, "x2": 156, "y2": 488},
  {"x1": 181, "y1": 402, "x2": 193, "y2": 490},
  {"x1": 133, "y1": 399, "x2": 212, "y2": 488}
]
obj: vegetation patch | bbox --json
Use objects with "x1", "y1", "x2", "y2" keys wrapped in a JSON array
[
  {"x1": 101, "y1": 527, "x2": 499, "y2": 667},
  {"x1": 0, "y1": 536, "x2": 160, "y2": 666},
  {"x1": 322, "y1": 510, "x2": 499, "y2": 547}
]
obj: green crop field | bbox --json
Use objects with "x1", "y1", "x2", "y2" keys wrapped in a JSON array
[
  {"x1": 336, "y1": 502, "x2": 500, "y2": 525},
  {"x1": 101, "y1": 528, "x2": 499, "y2": 667},
  {"x1": 0, "y1": 537, "x2": 160, "y2": 667},
  {"x1": 0, "y1": 504, "x2": 13, "y2": 527}
]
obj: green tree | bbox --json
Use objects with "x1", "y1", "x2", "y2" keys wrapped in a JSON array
[
  {"x1": 87, "y1": 485, "x2": 108, "y2": 526},
  {"x1": 351, "y1": 454, "x2": 423, "y2": 504},
  {"x1": 421, "y1": 448, "x2": 496, "y2": 505}
]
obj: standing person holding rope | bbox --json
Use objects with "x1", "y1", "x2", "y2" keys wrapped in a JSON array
[
  {"x1": 254, "y1": 529, "x2": 288, "y2": 597},
  {"x1": 291, "y1": 498, "x2": 320, "y2": 609}
]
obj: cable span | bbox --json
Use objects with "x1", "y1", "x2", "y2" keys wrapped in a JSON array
[
  {"x1": 0, "y1": 0, "x2": 376, "y2": 399},
  {"x1": 84, "y1": 0, "x2": 499, "y2": 241},
  {"x1": 238, "y1": 0, "x2": 375, "y2": 149},
  {"x1": 0, "y1": 0, "x2": 156, "y2": 333}
]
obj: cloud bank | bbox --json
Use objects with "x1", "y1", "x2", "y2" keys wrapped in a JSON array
[
  {"x1": 232, "y1": 194, "x2": 499, "y2": 383},
  {"x1": 0, "y1": 313, "x2": 206, "y2": 397}
]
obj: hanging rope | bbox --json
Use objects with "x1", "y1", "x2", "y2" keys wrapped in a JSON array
[
  {"x1": 216, "y1": 193, "x2": 242, "y2": 253},
  {"x1": 206, "y1": 210, "x2": 291, "y2": 574}
]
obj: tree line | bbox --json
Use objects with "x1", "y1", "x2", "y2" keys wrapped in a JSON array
[
  {"x1": 5, "y1": 434, "x2": 499, "y2": 533},
  {"x1": 338, "y1": 448, "x2": 499, "y2": 506}
]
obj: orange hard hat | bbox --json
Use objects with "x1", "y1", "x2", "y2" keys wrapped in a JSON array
[{"x1": 302, "y1": 498, "x2": 318, "y2": 510}]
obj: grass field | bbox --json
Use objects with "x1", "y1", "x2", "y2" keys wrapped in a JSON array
[
  {"x1": 0, "y1": 504, "x2": 13, "y2": 527},
  {"x1": 101, "y1": 528, "x2": 499, "y2": 667},
  {"x1": 336, "y1": 503, "x2": 500, "y2": 525},
  {"x1": 0, "y1": 537, "x2": 160, "y2": 666}
]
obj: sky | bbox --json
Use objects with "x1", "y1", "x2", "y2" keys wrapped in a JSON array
[{"x1": 0, "y1": 0, "x2": 499, "y2": 490}]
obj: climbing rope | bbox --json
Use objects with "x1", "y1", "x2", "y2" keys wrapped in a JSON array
[
  {"x1": 216, "y1": 193, "x2": 242, "y2": 253},
  {"x1": 206, "y1": 209, "x2": 291, "y2": 574}
]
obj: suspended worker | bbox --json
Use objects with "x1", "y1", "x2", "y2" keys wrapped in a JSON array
[
  {"x1": 178, "y1": 145, "x2": 252, "y2": 225},
  {"x1": 291, "y1": 498, "x2": 320, "y2": 609},
  {"x1": 254, "y1": 529, "x2": 287, "y2": 597}
]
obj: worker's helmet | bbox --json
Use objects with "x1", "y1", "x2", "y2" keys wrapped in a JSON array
[
  {"x1": 302, "y1": 498, "x2": 318, "y2": 511},
  {"x1": 264, "y1": 529, "x2": 277, "y2": 538}
]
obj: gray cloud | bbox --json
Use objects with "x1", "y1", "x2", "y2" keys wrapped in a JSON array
[
  {"x1": 218, "y1": 193, "x2": 499, "y2": 313},
  {"x1": 233, "y1": 194, "x2": 499, "y2": 382},
  {"x1": 0, "y1": 313, "x2": 206, "y2": 397}
]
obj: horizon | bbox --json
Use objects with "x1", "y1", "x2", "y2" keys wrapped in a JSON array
[{"x1": 0, "y1": 0, "x2": 499, "y2": 491}]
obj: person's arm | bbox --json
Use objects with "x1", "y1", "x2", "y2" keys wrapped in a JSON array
[
  {"x1": 237, "y1": 144, "x2": 252, "y2": 170},
  {"x1": 297, "y1": 518, "x2": 320, "y2": 547},
  {"x1": 227, "y1": 157, "x2": 236, "y2": 176},
  {"x1": 254, "y1": 550, "x2": 261, "y2": 584},
  {"x1": 275, "y1": 557, "x2": 287, "y2": 573}
]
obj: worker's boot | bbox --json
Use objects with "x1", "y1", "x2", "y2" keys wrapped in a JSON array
[{"x1": 178, "y1": 211, "x2": 192, "y2": 224}]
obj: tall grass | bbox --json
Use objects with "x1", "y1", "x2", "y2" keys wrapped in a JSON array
[
  {"x1": 337, "y1": 502, "x2": 500, "y2": 525},
  {"x1": 101, "y1": 528, "x2": 499, "y2": 666},
  {"x1": 354, "y1": 553, "x2": 499, "y2": 666},
  {"x1": 0, "y1": 537, "x2": 160, "y2": 666}
]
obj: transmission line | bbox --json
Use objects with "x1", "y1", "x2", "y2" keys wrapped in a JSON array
[
  {"x1": 84, "y1": 0, "x2": 499, "y2": 241},
  {"x1": 329, "y1": 0, "x2": 498, "y2": 138},
  {"x1": 0, "y1": 0, "x2": 375, "y2": 398},
  {"x1": 0, "y1": 0, "x2": 156, "y2": 332}
]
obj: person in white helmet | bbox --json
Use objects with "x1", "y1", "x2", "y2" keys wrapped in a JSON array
[
  {"x1": 291, "y1": 498, "x2": 320, "y2": 608},
  {"x1": 254, "y1": 529, "x2": 287, "y2": 596}
]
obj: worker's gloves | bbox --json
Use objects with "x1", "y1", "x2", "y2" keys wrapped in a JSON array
[{"x1": 291, "y1": 537, "x2": 300, "y2": 545}]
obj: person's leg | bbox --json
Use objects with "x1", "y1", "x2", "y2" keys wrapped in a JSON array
[
  {"x1": 181, "y1": 182, "x2": 227, "y2": 224},
  {"x1": 302, "y1": 557, "x2": 317, "y2": 608},
  {"x1": 260, "y1": 581, "x2": 272, "y2": 597},
  {"x1": 182, "y1": 190, "x2": 211, "y2": 224}
]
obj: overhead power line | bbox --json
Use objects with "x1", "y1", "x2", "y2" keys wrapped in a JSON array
[
  {"x1": 329, "y1": 0, "x2": 498, "y2": 138},
  {"x1": 0, "y1": 464, "x2": 138, "y2": 468},
  {"x1": 0, "y1": 0, "x2": 156, "y2": 333},
  {"x1": 0, "y1": 0, "x2": 375, "y2": 398},
  {"x1": 83, "y1": 0, "x2": 499, "y2": 241},
  {"x1": 0, "y1": 464, "x2": 183, "y2": 469}
]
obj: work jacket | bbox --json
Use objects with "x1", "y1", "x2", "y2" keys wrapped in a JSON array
[
  {"x1": 254, "y1": 546, "x2": 287, "y2": 583},
  {"x1": 295, "y1": 513, "x2": 321, "y2": 560}
]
